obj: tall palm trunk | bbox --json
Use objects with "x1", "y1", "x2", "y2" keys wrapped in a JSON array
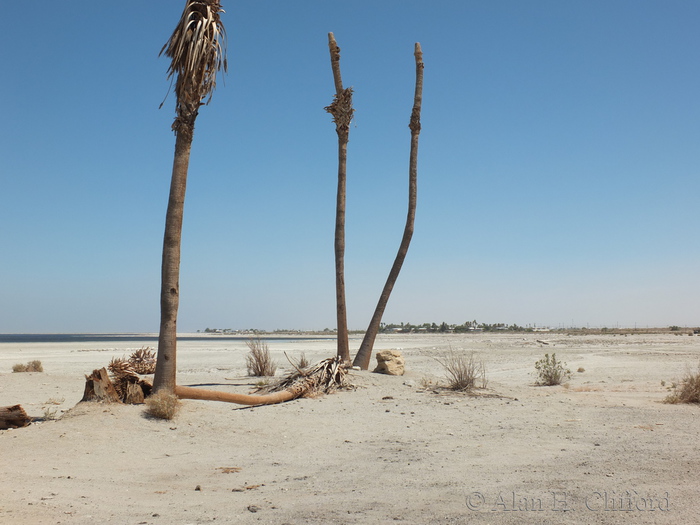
[
  {"x1": 154, "y1": 129, "x2": 194, "y2": 392},
  {"x1": 325, "y1": 33, "x2": 354, "y2": 364},
  {"x1": 353, "y1": 43, "x2": 424, "y2": 370},
  {"x1": 153, "y1": 0, "x2": 227, "y2": 393}
]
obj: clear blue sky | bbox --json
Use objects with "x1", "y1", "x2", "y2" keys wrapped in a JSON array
[{"x1": 1, "y1": 1, "x2": 698, "y2": 333}]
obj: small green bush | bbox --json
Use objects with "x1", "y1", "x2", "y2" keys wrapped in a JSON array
[{"x1": 535, "y1": 353, "x2": 571, "y2": 386}]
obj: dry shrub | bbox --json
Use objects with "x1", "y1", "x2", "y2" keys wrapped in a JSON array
[
  {"x1": 42, "y1": 406, "x2": 59, "y2": 420},
  {"x1": 664, "y1": 363, "x2": 700, "y2": 404},
  {"x1": 12, "y1": 360, "x2": 43, "y2": 373},
  {"x1": 298, "y1": 352, "x2": 310, "y2": 369},
  {"x1": 435, "y1": 350, "x2": 487, "y2": 391},
  {"x1": 245, "y1": 336, "x2": 277, "y2": 377},
  {"x1": 419, "y1": 376, "x2": 435, "y2": 390},
  {"x1": 146, "y1": 390, "x2": 181, "y2": 420},
  {"x1": 535, "y1": 353, "x2": 571, "y2": 386}
]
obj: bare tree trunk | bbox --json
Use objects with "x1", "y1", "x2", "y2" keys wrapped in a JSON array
[
  {"x1": 325, "y1": 33, "x2": 354, "y2": 364},
  {"x1": 353, "y1": 43, "x2": 424, "y2": 370},
  {"x1": 154, "y1": 125, "x2": 194, "y2": 393}
]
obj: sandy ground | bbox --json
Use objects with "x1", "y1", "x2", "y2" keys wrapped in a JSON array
[{"x1": 1, "y1": 332, "x2": 699, "y2": 524}]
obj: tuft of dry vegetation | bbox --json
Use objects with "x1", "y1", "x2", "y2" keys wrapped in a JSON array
[
  {"x1": 298, "y1": 352, "x2": 310, "y2": 369},
  {"x1": 42, "y1": 406, "x2": 59, "y2": 420},
  {"x1": 145, "y1": 390, "x2": 182, "y2": 420},
  {"x1": 12, "y1": 360, "x2": 43, "y2": 373},
  {"x1": 245, "y1": 336, "x2": 277, "y2": 377},
  {"x1": 435, "y1": 350, "x2": 487, "y2": 391},
  {"x1": 664, "y1": 363, "x2": 700, "y2": 404},
  {"x1": 535, "y1": 353, "x2": 571, "y2": 386}
]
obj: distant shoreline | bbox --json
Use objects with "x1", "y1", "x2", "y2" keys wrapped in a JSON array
[
  {"x1": 0, "y1": 333, "x2": 338, "y2": 344},
  {"x1": 0, "y1": 326, "x2": 694, "y2": 344}
]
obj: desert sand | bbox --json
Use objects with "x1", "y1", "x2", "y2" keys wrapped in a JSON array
[{"x1": 1, "y1": 332, "x2": 699, "y2": 524}]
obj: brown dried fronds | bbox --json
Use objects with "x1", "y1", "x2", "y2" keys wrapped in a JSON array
[
  {"x1": 258, "y1": 356, "x2": 349, "y2": 399},
  {"x1": 109, "y1": 348, "x2": 156, "y2": 377},
  {"x1": 161, "y1": 0, "x2": 227, "y2": 132},
  {"x1": 324, "y1": 87, "x2": 354, "y2": 137},
  {"x1": 109, "y1": 357, "x2": 135, "y2": 377},
  {"x1": 129, "y1": 347, "x2": 156, "y2": 375}
]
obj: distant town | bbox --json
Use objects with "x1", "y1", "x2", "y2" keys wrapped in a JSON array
[{"x1": 199, "y1": 322, "x2": 699, "y2": 336}]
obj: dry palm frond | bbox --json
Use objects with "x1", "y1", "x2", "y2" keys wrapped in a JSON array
[
  {"x1": 258, "y1": 356, "x2": 349, "y2": 399},
  {"x1": 324, "y1": 87, "x2": 354, "y2": 138},
  {"x1": 129, "y1": 347, "x2": 157, "y2": 375},
  {"x1": 109, "y1": 357, "x2": 136, "y2": 378},
  {"x1": 161, "y1": 0, "x2": 227, "y2": 132}
]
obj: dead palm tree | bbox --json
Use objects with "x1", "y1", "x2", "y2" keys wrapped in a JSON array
[
  {"x1": 153, "y1": 0, "x2": 227, "y2": 393},
  {"x1": 352, "y1": 43, "x2": 424, "y2": 370},
  {"x1": 325, "y1": 33, "x2": 354, "y2": 364}
]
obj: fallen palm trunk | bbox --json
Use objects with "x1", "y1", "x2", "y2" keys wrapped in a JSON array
[
  {"x1": 175, "y1": 385, "x2": 296, "y2": 405},
  {"x1": 175, "y1": 356, "x2": 348, "y2": 406}
]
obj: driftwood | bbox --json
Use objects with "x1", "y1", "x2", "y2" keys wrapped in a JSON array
[{"x1": 0, "y1": 405, "x2": 31, "y2": 429}]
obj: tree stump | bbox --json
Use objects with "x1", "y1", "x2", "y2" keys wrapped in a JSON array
[
  {"x1": 81, "y1": 368, "x2": 121, "y2": 403},
  {"x1": 0, "y1": 405, "x2": 31, "y2": 429}
]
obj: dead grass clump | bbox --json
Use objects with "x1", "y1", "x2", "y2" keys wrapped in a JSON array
[
  {"x1": 12, "y1": 360, "x2": 43, "y2": 373},
  {"x1": 435, "y1": 350, "x2": 487, "y2": 391},
  {"x1": 298, "y1": 352, "x2": 310, "y2": 369},
  {"x1": 664, "y1": 363, "x2": 700, "y2": 404},
  {"x1": 145, "y1": 390, "x2": 181, "y2": 420},
  {"x1": 246, "y1": 336, "x2": 277, "y2": 377}
]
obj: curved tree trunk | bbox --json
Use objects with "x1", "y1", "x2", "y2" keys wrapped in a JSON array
[
  {"x1": 325, "y1": 33, "x2": 354, "y2": 364},
  {"x1": 153, "y1": 0, "x2": 226, "y2": 393},
  {"x1": 353, "y1": 43, "x2": 424, "y2": 370}
]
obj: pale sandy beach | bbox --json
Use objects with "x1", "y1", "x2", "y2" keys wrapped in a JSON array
[{"x1": 1, "y1": 332, "x2": 699, "y2": 524}]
